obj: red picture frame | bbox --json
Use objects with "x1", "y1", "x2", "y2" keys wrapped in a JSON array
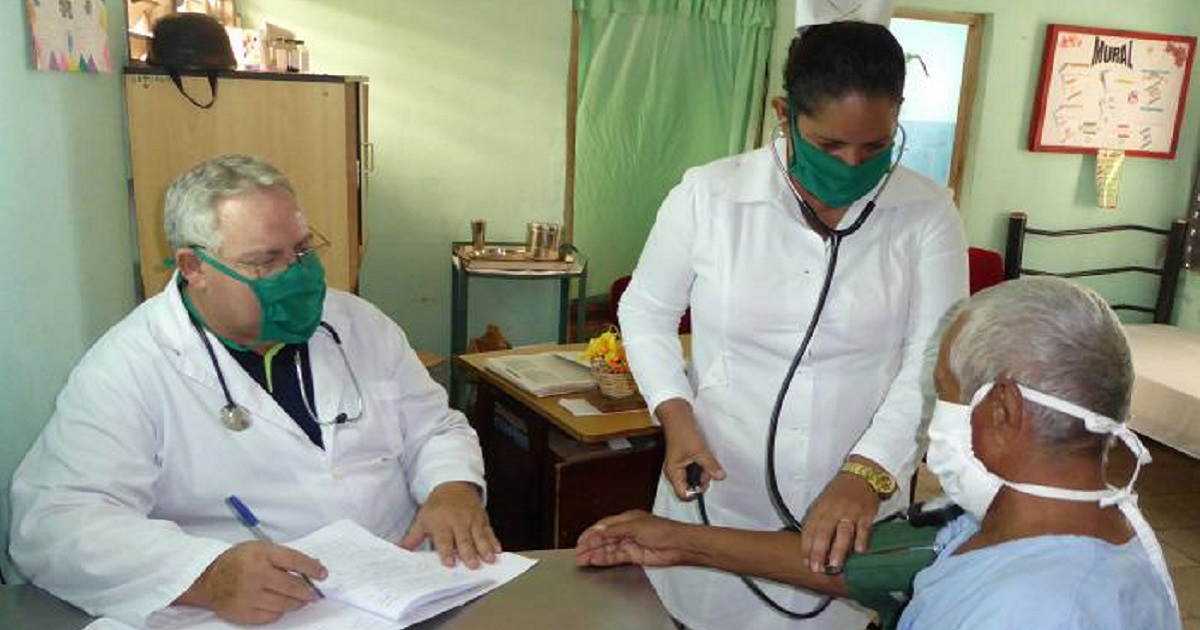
[{"x1": 1029, "y1": 24, "x2": 1196, "y2": 159}]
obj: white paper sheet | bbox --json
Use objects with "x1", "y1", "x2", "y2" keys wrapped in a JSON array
[{"x1": 86, "y1": 520, "x2": 537, "y2": 630}]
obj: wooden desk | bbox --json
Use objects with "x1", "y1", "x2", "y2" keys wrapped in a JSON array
[
  {"x1": 458, "y1": 343, "x2": 660, "y2": 443},
  {"x1": 0, "y1": 551, "x2": 674, "y2": 630},
  {"x1": 457, "y1": 344, "x2": 664, "y2": 549}
]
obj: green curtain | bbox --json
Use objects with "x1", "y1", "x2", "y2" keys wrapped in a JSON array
[{"x1": 572, "y1": 0, "x2": 777, "y2": 293}]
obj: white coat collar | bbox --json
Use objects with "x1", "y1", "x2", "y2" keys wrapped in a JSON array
[
  {"x1": 148, "y1": 272, "x2": 210, "y2": 356},
  {"x1": 708, "y1": 138, "x2": 950, "y2": 217},
  {"x1": 146, "y1": 274, "x2": 326, "y2": 443}
]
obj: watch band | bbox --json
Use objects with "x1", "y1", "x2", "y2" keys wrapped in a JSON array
[{"x1": 840, "y1": 461, "x2": 897, "y2": 499}]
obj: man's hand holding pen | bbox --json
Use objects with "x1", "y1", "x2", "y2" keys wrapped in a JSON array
[
  {"x1": 173, "y1": 541, "x2": 327, "y2": 625},
  {"x1": 174, "y1": 495, "x2": 328, "y2": 624}
]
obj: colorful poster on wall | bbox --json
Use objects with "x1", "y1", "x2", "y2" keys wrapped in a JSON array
[
  {"x1": 1028, "y1": 25, "x2": 1196, "y2": 159},
  {"x1": 26, "y1": 0, "x2": 112, "y2": 73}
]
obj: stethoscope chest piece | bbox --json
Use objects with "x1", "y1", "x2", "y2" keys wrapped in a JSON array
[{"x1": 220, "y1": 404, "x2": 251, "y2": 431}]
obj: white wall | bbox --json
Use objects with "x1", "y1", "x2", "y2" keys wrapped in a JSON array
[
  {"x1": 0, "y1": 0, "x2": 133, "y2": 580},
  {"x1": 239, "y1": 0, "x2": 573, "y2": 352},
  {"x1": 765, "y1": 0, "x2": 1200, "y2": 328}
]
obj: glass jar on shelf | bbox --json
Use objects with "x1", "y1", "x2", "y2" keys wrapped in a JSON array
[
  {"x1": 267, "y1": 37, "x2": 290, "y2": 72},
  {"x1": 286, "y1": 39, "x2": 309, "y2": 73}
]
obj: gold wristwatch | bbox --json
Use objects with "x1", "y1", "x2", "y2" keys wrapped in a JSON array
[{"x1": 840, "y1": 461, "x2": 897, "y2": 499}]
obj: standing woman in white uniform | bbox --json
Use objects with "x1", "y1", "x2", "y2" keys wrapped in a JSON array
[{"x1": 618, "y1": 21, "x2": 968, "y2": 630}]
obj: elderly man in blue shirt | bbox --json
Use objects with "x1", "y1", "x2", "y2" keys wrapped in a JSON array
[{"x1": 577, "y1": 276, "x2": 1179, "y2": 629}]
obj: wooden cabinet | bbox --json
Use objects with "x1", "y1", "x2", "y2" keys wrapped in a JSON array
[
  {"x1": 457, "y1": 346, "x2": 665, "y2": 550},
  {"x1": 483, "y1": 400, "x2": 664, "y2": 550},
  {"x1": 124, "y1": 67, "x2": 369, "y2": 296}
]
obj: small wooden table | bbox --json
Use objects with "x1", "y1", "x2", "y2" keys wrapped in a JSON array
[
  {"x1": 448, "y1": 243, "x2": 589, "y2": 406},
  {"x1": 458, "y1": 343, "x2": 660, "y2": 443},
  {"x1": 457, "y1": 344, "x2": 665, "y2": 549}
]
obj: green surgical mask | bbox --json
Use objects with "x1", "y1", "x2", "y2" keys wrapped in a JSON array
[
  {"x1": 787, "y1": 106, "x2": 894, "y2": 209},
  {"x1": 191, "y1": 247, "x2": 327, "y2": 345}
]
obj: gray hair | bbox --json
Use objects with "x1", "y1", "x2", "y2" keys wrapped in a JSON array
[
  {"x1": 163, "y1": 155, "x2": 298, "y2": 252},
  {"x1": 948, "y1": 277, "x2": 1132, "y2": 449}
]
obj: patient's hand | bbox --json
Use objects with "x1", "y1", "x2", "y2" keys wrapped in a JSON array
[
  {"x1": 175, "y1": 541, "x2": 326, "y2": 625},
  {"x1": 575, "y1": 510, "x2": 687, "y2": 568}
]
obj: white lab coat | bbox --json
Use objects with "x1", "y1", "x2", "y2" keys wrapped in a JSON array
[
  {"x1": 619, "y1": 140, "x2": 968, "y2": 630},
  {"x1": 9, "y1": 277, "x2": 484, "y2": 627}
]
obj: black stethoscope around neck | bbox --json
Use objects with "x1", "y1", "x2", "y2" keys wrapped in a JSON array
[
  {"x1": 190, "y1": 319, "x2": 365, "y2": 432},
  {"x1": 764, "y1": 123, "x2": 907, "y2": 528},
  {"x1": 688, "y1": 125, "x2": 907, "y2": 620}
]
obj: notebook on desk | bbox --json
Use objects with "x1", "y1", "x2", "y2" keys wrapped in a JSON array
[
  {"x1": 91, "y1": 520, "x2": 536, "y2": 630},
  {"x1": 484, "y1": 352, "x2": 596, "y2": 397}
]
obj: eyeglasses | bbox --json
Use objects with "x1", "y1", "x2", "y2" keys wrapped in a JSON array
[{"x1": 196, "y1": 229, "x2": 331, "y2": 280}]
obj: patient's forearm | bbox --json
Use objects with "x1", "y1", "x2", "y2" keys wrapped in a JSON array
[{"x1": 677, "y1": 525, "x2": 850, "y2": 598}]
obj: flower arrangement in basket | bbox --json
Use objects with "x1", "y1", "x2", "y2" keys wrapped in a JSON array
[{"x1": 580, "y1": 328, "x2": 639, "y2": 399}]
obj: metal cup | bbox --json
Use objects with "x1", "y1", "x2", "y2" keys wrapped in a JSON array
[
  {"x1": 471, "y1": 219, "x2": 487, "y2": 251},
  {"x1": 526, "y1": 222, "x2": 561, "y2": 260}
]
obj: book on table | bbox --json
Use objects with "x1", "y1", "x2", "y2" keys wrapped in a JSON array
[
  {"x1": 483, "y1": 351, "x2": 596, "y2": 397},
  {"x1": 93, "y1": 519, "x2": 537, "y2": 630}
]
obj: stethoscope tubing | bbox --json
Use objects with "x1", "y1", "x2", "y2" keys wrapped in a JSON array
[
  {"x1": 690, "y1": 126, "x2": 906, "y2": 619},
  {"x1": 764, "y1": 125, "x2": 907, "y2": 529},
  {"x1": 297, "y1": 323, "x2": 365, "y2": 426},
  {"x1": 190, "y1": 315, "x2": 248, "y2": 430},
  {"x1": 190, "y1": 319, "x2": 362, "y2": 431}
]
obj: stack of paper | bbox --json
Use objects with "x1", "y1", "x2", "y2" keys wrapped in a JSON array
[{"x1": 89, "y1": 520, "x2": 536, "y2": 630}]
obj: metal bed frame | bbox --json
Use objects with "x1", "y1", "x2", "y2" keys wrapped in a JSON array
[{"x1": 1004, "y1": 211, "x2": 1188, "y2": 323}]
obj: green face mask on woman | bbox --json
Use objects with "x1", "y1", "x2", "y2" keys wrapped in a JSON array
[
  {"x1": 192, "y1": 247, "x2": 327, "y2": 345},
  {"x1": 787, "y1": 104, "x2": 894, "y2": 209}
]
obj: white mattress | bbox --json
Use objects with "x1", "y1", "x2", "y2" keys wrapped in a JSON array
[{"x1": 1124, "y1": 323, "x2": 1200, "y2": 459}]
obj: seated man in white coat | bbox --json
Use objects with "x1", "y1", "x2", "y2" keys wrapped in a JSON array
[
  {"x1": 10, "y1": 155, "x2": 497, "y2": 626},
  {"x1": 577, "y1": 277, "x2": 1179, "y2": 629}
]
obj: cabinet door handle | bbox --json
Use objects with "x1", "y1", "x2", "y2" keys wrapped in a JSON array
[{"x1": 363, "y1": 142, "x2": 376, "y2": 175}]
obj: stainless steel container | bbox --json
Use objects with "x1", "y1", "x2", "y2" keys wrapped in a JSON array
[
  {"x1": 470, "y1": 219, "x2": 487, "y2": 251},
  {"x1": 526, "y1": 222, "x2": 562, "y2": 261}
]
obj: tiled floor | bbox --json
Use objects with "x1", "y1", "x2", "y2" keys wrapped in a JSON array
[
  {"x1": 1117, "y1": 441, "x2": 1200, "y2": 630},
  {"x1": 913, "y1": 438, "x2": 1200, "y2": 629}
]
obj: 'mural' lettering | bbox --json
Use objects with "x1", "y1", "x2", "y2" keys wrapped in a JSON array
[{"x1": 1092, "y1": 38, "x2": 1134, "y2": 69}]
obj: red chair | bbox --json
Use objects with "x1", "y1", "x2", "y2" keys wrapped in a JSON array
[
  {"x1": 906, "y1": 247, "x2": 1004, "y2": 505},
  {"x1": 609, "y1": 275, "x2": 691, "y2": 334},
  {"x1": 968, "y1": 247, "x2": 1004, "y2": 295}
]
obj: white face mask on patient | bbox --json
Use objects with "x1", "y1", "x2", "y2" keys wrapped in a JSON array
[{"x1": 925, "y1": 382, "x2": 1178, "y2": 611}]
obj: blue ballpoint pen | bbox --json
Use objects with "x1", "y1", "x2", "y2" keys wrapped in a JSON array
[{"x1": 225, "y1": 495, "x2": 325, "y2": 598}]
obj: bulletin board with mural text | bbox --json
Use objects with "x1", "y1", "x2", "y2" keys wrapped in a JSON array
[{"x1": 1029, "y1": 24, "x2": 1196, "y2": 159}]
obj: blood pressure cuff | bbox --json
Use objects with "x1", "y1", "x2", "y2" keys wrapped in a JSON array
[{"x1": 843, "y1": 519, "x2": 942, "y2": 630}]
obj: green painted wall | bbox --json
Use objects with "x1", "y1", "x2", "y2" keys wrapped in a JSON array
[
  {"x1": 766, "y1": 0, "x2": 1200, "y2": 330},
  {"x1": 239, "y1": 0, "x2": 572, "y2": 353},
  {"x1": 2, "y1": 0, "x2": 1198, "y2": 582},
  {"x1": 0, "y1": 1, "x2": 133, "y2": 580},
  {"x1": 241, "y1": 0, "x2": 1200, "y2": 345}
]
